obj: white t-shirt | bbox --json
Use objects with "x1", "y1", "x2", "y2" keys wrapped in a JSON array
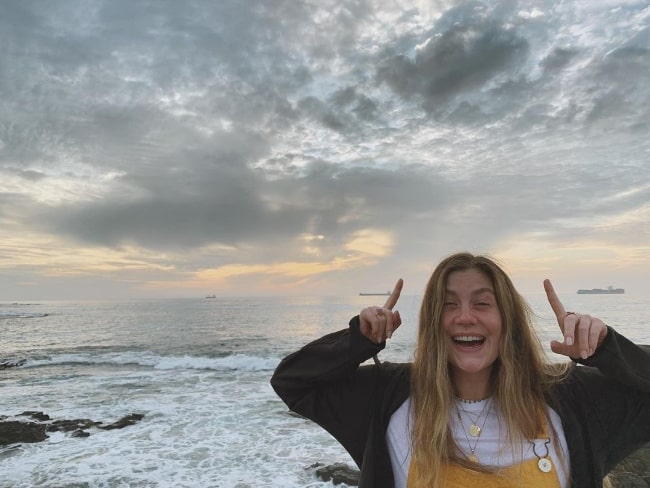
[{"x1": 386, "y1": 397, "x2": 570, "y2": 488}]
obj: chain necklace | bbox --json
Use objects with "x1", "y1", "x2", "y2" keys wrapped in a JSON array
[
  {"x1": 456, "y1": 397, "x2": 491, "y2": 437},
  {"x1": 455, "y1": 399, "x2": 493, "y2": 463},
  {"x1": 456, "y1": 396, "x2": 489, "y2": 404}
]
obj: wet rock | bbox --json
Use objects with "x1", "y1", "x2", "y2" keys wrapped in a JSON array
[
  {"x1": 99, "y1": 413, "x2": 145, "y2": 430},
  {"x1": 311, "y1": 462, "x2": 360, "y2": 486},
  {"x1": 0, "y1": 412, "x2": 145, "y2": 446},
  {"x1": 609, "y1": 442, "x2": 650, "y2": 488},
  {"x1": 48, "y1": 418, "x2": 102, "y2": 433},
  {"x1": 609, "y1": 472, "x2": 648, "y2": 488},
  {"x1": 19, "y1": 411, "x2": 50, "y2": 421},
  {"x1": 0, "y1": 421, "x2": 48, "y2": 445},
  {"x1": 0, "y1": 359, "x2": 26, "y2": 369}
]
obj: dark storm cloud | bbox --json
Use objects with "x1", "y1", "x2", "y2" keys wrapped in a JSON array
[
  {"x1": 376, "y1": 3, "x2": 529, "y2": 112},
  {"x1": 36, "y1": 157, "x2": 455, "y2": 254},
  {"x1": 539, "y1": 47, "x2": 577, "y2": 73},
  {"x1": 1, "y1": 0, "x2": 396, "y2": 255},
  {"x1": 373, "y1": 2, "x2": 650, "y2": 133}
]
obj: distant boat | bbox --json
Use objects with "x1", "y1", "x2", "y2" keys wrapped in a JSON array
[
  {"x1": 577, "y1": 286, "x2": 624, "y2": 295},
  {"x1": 205, "y1": 294, "x2": 216, "y2": 299},
  {"x1": 359, "y1": 291, "x2": 391, "y2": 296}
]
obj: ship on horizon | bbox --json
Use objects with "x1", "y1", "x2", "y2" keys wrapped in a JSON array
[
  {"x1": 359, "y1": 291, "x2": 391, "y2": 296},
  {"x1": 577, "y1": 285, "x2": 624, "y2": 295}
]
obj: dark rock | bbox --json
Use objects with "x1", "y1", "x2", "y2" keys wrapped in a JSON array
[
  {"x1": 609, "y1": 442, "x2": 650, "y2": 487},
  {"x1": 19, "y1": 411, "x2": 50, "y2": 421},
  {"x1": 0, "y1": 421, "x2": 48, "y2": 445},
  {"x1": 311, "y1": 462, "x2": 360, "y2": 486},
  {"x1": 0, "y1": 412, "x2": 145, "y2": 446},
  {"x1": 99, "y1": 413, "x2": 144, "y2": 430},
  {"x1": 48, "y1": 419, "x2": 101, "y2": 433},
  {"x1": 608, "y1": 472, "x2": 648, "y2": 488},
  {"x1": 0, "y1": 359, "x2": 26, "y2": 369}
]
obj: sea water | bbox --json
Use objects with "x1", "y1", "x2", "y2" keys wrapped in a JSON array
[{"x1": 1, "y1": 292, "x2": 648, "y2": 487}]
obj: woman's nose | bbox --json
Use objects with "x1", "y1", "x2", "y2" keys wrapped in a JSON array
[{"x1": 456, "y1": 305, "x2": 477, "y2": 324}]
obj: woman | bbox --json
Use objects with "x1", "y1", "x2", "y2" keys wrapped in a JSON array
[{"x1": 271, "y1": 253, "x2": 650, "y2": 487}]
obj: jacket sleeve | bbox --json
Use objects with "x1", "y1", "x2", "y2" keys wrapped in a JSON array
[
  {"x1": 270, "y1": 316, "x2": 385, "y2": 466},
  {"x1": 570, "y1": 327, "x2": 650, "y2": 474},
  {"x1": 580, "y1": 326, "x2": 650, "y2": 391}
]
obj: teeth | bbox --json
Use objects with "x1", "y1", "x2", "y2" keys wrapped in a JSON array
[{"x1": 454, "y1": 336, "x2": 483, "y2": 342}]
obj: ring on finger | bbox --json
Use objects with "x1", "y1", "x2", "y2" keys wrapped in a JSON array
[{"x1": 565, "y1": 311, "x2": 579, "y2": 318}]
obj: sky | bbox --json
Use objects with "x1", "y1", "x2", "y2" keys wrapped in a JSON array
[{"x1": 1, "y1": 0, "x2": 649, "y2": 300}]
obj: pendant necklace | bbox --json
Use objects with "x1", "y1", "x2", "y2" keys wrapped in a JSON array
[
  {"x1": 455, "y1": 399, "x2": 493, "y2": 463},
  {"x1": 456, "y1": 397, "x2": 491, "y2": 438}
]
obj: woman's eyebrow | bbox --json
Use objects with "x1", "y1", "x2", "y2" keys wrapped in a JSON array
[
  {"x1": 444, "y1": 287, "x2": 495, "y2": 296},
  {"x1": 472, "y1": 287, "x2": 495, "y2": 296}
]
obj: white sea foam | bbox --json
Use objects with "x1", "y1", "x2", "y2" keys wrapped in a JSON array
[
  {"x1": 1, "y1": 365, "x2": 353, "y2": 487},
  {"x1": 19, "y1": 351, "x2": 281, "y2": 373},
  {"x1": 154, "y1": 353, "x2": 280, "y2": 372},
  {"x1": 0, "y1": 311, "x2": 49, "y2": 319}
]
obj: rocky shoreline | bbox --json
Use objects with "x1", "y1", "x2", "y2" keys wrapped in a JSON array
[
  {"x1": 0, "y1": 360, "x2": 650, "y2": 488},
  {"x1": 2, "y1": 410, "x2": 647, "y2": 486}
]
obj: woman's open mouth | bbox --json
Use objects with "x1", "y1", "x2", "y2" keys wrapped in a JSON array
[{"x1": 453, "y1": 335, "x2": 486, "y2": 348}]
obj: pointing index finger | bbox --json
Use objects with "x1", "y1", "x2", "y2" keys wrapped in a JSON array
[
  {"x1": 383, "y1": 279, "x2": 403, "y2": 310},
  {"x1": 544, "y1": 279, "x2": 566, "y2": 321}
]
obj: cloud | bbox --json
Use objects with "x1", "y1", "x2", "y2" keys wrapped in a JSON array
[
  {"x1": 378, "y1": 18, "x2": 529, "y2": 111},
  {"x1": 0, "y1": 0, "x2": 648, "y2": 298}
]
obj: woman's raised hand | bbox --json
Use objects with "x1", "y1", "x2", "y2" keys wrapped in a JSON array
[
  {"x1": 359, "y1": 279, "x2": 403, "y2": 344},
  {"x1": 544, "y1": 279, "x2": 608, "y2": 359}
]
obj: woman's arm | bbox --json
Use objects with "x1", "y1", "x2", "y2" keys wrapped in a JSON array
[
  {"x1": 561, "y1": 328, "x2": 650, "y2": 480},
  {"x1": 270, "y1": 317, "x2": 386, "y2": 466},
  {"x1": 271, "y1": 279, "x2": 405, "y2": 465},
  {"x1": 580, "y1": 326, "x2": 650, "y2": 391}
]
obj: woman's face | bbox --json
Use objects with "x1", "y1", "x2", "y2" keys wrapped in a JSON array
[{"x1": 442, "y1": 269, "x2": 503, "y2": 383}]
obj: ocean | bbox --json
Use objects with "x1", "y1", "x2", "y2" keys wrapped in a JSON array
[{"x1": 1, "y1": 292, "x2": 648, "y2": 487}]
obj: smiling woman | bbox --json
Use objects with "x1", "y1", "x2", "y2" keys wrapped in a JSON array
[{"x1": 271, "y1": 252, "x2": 650, "y2": 488}]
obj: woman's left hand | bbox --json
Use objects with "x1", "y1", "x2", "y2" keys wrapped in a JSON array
[{"x1": 544, "y1": 279, "x2": 608, "y2": 360}]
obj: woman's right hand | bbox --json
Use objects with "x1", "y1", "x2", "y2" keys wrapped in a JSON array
[
  {"x1": 359, "y1": 279, "x2": 403, "y2": 343},
  {"x1": 544, "y1": 279, "x2": 608, "y2": 359}
]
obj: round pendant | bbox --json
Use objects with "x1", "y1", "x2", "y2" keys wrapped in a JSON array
[
  {"x1": 469, "y1": 424, "x2": 481, "y2": 437},
  {"x1": 468, "y1": 453, "x2": 479, "y2": 463},
  {"x1": 538, "y1": 458, "x2": 552, "y2": 473}
]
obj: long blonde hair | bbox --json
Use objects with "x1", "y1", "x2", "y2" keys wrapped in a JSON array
[{"x1": 409, "y1": 252, "x2": 569, "y2": 487}]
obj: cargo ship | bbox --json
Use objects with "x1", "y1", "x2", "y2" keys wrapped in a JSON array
[{"x1": 577, "y1": 286, "x2": 624, "y2": 295}]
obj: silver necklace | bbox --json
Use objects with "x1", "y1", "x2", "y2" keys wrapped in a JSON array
[{"x1": 455, "y1": 399, "x2": 493, "y2": 463}]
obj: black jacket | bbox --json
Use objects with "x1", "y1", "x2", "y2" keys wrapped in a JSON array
[{"x1": 271, "y1": 316, "x2": 650, "y2": 488}]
